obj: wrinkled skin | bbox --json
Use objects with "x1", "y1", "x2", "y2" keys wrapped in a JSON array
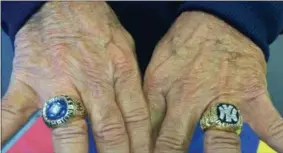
[
  {"x1": 144, "y1": 11, "x2": 283, "y2": 153},
  {"x1": 1, "y1": 2, "x2": 150, "y2": 153},
  {"x1": 1, "y1": 2, "x2": 283, "y2": 153}
]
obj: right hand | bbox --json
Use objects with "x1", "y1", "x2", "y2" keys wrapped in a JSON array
[
  {"x1": 144, "y1": 11, "x2": 283, "y2": 153},
  {"x1": 1, "y1": 2, "x2": 150, "y2": 153}
]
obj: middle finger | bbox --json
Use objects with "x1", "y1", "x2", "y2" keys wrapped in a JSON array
[
  {"x1": 81, "y1": 82, "x2": 130, "y2": 153},
  {"x1": 153, "y1": 82, "x2": 201, "y2": 153}
]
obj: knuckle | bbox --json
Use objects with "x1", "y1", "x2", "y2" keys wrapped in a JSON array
[
  {"x1": 242, "y1": 83, "x2": 266, "y2": 101},
  {"x1": 123, "y1": 30, "x2": 135, "y2": 48},
  {"x1": 95, "y1": 118, "x2": 127, "y2": 145},
  {"x1": 113, "y1": 53, "x2": 140, "y2": 87},
  {"x1": 118, "y1": 30, "x2": 135, "y2": 51},
  {"x1": 242, "y1": 77, "x2": 265, "y2": 91},
  {"x1": 236, "y1": 66, "x2": 266, "y2": 92},
  {"x1": 267, "y1": 118, "x2": 283, "y2": 140},
  {"x1": 2, "y1": 95, "x2": 39, "y2": 120},
  {"x1": 124, "y1": 107, "x2": 149, "y2": 123},
  {"x1": 112, "y1": 26, "x2": 135, "y2": 51},
  {"x1": 115, "y1": 55, "x2": 136, "y2": 80},
  {"x1": 145, "y1": 71, "x2": 161, "y2": 90},
  {"x1": 1, "y1": 103, "x2": 24, "y2": 121},
  {"x1": 205, "y1": 131, "x2": 240, "y2": 150},
  {"x1": 82, "y1": 63, "x2": 107, "y2": 81},
  {"x1": 52, "y1": 119, "x2": 88, "y2": 143},
  {"x1": 156, "y1": 134, "x2": 186, "y2": 151},
  {"x1": 82, "y1": 79, "x2": 113, "y2": 98}
]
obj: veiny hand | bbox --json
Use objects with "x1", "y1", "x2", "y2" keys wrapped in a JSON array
[
  {"x1": 144, "y1": 11, "x2": 283, "y2": 153},
  {"x1": 1, "y1": 2, "x2": 150, "y2": 153}
]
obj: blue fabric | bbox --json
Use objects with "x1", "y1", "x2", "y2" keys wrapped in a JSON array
[
  {"x1": 1, "y1": 1, "x2": 45, "y2": 41},
  {"x1": 240, "y1": 123, "x2": 259, "y2": 153}
]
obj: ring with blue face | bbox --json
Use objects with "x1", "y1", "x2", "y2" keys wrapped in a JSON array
[{"x1": 42, "y1": 95, "x2": 85, "y2": 128}]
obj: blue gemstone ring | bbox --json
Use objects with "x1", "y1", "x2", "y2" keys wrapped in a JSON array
[{"x1": 42, "y1": 95, "x2": 85, "y2": 128}]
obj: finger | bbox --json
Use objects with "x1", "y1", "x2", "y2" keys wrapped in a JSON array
[
  {"x1": 41, "y1": 80, "x2": 88, "y2": 153},
  {"x1": 143, "y1": 71, "x2": 166, "y2": 142},
  {"x1": 81, "y1": 82, "x2": 130, "y2": 153},
  {"x1": 153, "y1": 82, "x2": 200, "y2": 153},
  {"x1": 240, "y1": 92, "x2": 283, "y2": 153},
  {"x1": 1, "y1": 79, "x2": 39, "y2": 144},
  {"x1": 114, "y1": 54, "x2": 151, "y2": 152},
  {"x1": 203, "y1": 102, "x2": 241, "y2": 153},
  {"x1": 204, "y1": 130, "x2": 241, "y2": 153}
]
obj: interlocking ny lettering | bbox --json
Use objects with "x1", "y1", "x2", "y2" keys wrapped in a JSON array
[{"x1": 218, "y1": 104, "x2": 238, "y2": 122}]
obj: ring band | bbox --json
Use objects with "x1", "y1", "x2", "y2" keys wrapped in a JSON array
[
  {"x1": 200, "y1": 103, "x2": 243, "y2": 134},
  {"x1": 42, "y1": 95, "x2": 86, "y2": 128}
]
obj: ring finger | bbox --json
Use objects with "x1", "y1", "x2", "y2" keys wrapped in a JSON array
[
  {"x1": 39, "y1": 79, "x2": 89, "y2": 153},
  {"x1": 202, "y1": 102, "x2": 242, "y2": 153}
]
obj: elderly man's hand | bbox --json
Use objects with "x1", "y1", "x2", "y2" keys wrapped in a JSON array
[
  {"x1": 144, "y1": 11, "x2": 283, "y2": 153},
  {"x1": 1, "y1": 2, "x2": 150, "y2": 153}
]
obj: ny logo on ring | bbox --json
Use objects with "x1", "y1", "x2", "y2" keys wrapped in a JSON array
[{"x1": 217, "y1": 104, "x2": 239, "y2": 123}]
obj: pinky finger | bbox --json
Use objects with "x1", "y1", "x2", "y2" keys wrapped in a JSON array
[
  {"x1": 240, "y1": 92, "x2": 283, "y2": 153},
  {"x1": 1, "y1": 79, "x2": 40, "y2": 144}
]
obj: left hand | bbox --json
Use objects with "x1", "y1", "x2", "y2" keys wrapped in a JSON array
[
  {"x1": 1, "y1": 2, "x2": 150, "y2": 153},
  {"x1": 144, "y1": 11, "x2": 283, "y2": 153}
]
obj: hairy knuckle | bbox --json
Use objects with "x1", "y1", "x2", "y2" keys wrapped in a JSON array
[
  {"x1": 52, "y1": 119, "x2": 88, "y2": 143},
  {"x1": 156, "y1": 135, "x2": 186, "y2": 151},
  {"x1": 95, "y1": 119, "x2": 127, "y2": 145}
]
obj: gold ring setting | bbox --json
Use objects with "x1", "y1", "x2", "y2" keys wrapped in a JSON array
[
  {"x1": 42, "y1": 95, "x2": 86, "y2": 128},
  {"x1": 200, "y1": 103, "x2": 243, "y2": 134}
]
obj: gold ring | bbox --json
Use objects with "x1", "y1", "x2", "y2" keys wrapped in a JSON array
[
  {"x1": 42, "y1": 95, "x2": 86, "y2": 128},
  {"x1": 200, "y1": 103, "x2": 243, "y2": 134}
]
